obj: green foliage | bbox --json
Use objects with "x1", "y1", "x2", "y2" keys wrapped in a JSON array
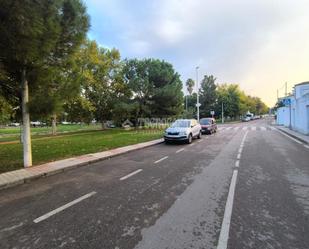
[
  {"x1": 199, "y1": 75, "x2": 217, "y2": 117},
  {"x1": 186, "y1": 78, "x2": 195, "y2": 95},
  {"x1": 122, "y1": 58, "x2": 184, "y2": 122},
  {"x1": 0, "y1": 96, "x2": 14, "y2": 124}
]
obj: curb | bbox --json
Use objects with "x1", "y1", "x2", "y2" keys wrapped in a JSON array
[
  {"x1": 0, "y1": 138, "x2": 164, "y2": 190},
  {"x1": 276, "y1": 127, "x2": 309, "y2": 145}
]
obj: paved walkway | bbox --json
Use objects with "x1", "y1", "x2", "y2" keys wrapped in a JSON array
[
  {"x1": 276, "y1": 126, "x2": 309, "y2": 144},
  {"x1": 0, "y1": 138, "x2": 163, "y2": 190}
]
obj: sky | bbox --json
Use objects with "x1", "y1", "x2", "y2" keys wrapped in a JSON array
[{"x1": 85, "y1": 0, "x2": 309, "y2": 107}]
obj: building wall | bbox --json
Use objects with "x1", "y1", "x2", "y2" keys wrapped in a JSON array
[{"x1": 276, "y1": 82, "x2": 309, "y2": 135}]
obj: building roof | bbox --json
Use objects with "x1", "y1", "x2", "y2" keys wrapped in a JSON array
[{"x1": 295, "y1": 81, "x2": 309, "y2": 87}]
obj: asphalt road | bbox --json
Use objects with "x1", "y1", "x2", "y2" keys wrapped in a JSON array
[{"x1": 0, "y1": 118, "x2": 308, "y2": 249}]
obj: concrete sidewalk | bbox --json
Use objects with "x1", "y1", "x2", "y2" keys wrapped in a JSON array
[
  {"x1": 0, "y1": 138, "x2": 163, "y2": 190},
  {"x1": 276, "y1": 126, "x2": 309, "y2": 144}
]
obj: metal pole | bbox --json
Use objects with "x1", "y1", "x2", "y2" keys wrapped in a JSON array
[
  {"x1": 285, "y1": 82, "x2": 287, "y2": 96},
  {"x1": 289, "y1": 101, "x2": 292, "y2": 130},
  {"x1": 196, "y1": 66, "x2": 199, "y2": 121}
]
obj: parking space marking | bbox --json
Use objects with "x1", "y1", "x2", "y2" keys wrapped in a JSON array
[
  {"x1": 176, "y1": 148, "x2": 185, "y2": 153},
  {"x1": 34, "y1": 191, "x2": 97, "y2": 223},
  {"x1": 120, "y1": 169, "x2": 143, "y2": 180},
  {"x1": 154, "y1": 156, "x2": 168, "y2": 164}
]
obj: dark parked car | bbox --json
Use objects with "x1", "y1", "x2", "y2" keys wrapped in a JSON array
[{"x1": 200, "y1": 118, "x2": 217, "y2": 134}]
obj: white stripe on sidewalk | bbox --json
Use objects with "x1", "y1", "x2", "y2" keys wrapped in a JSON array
[
  {"x1": 120, "y1": 169, "x2": 143, "y2": 181},
  {"x1": 176, "y1": 148, "x2": 185, "y2": 153},
  {"x1": 154, "y1": 156, "x2": 168, "y2": 164},
  {"x1": 34, "y1": 191, "x2": 97, "y2": 223},
  {"x1": 217, "y1": 169, "x2": 239, "y2": 249}
]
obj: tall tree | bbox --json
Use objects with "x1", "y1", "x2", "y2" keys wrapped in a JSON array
[
  {"x1": 186, "y1": 78, "x2": 195, "y2": 95},
  {"x1": 122, "y1": 58, "x2": 183, "y2": 124},
  {"x1": 199, "y1": 75, "x2": 217, "y2": 117},
  {"x1": 0, "y1": 0, "x2": 89, "y2": 167}
]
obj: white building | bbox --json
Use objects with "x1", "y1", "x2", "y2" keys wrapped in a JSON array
[{"x1": 276, "y1": 81, "x2": 309, "y2": 135}]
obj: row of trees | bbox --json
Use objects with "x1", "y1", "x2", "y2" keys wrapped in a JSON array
[
  {"x1": 185, "y1": 75, "x2": 268, "y2": 119},
  {"x1": 0, "y1": 0, "x2": 268, "y2": 168}
]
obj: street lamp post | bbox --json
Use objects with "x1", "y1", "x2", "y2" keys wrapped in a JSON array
[{"x1": 196, "y1": 66, "x2": 200, "y2": 121}]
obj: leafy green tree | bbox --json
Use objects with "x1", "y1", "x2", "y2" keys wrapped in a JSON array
[
  {"x1": 64, "y1": 96, "x2": 95, "y2": 124},
  {"x1": 122, "y1": 58, "x2": 183, "y2": 124},
  {"x1": 76, "y1": 40, "x2": 128, "y2": 128},
  {"x1": 199, "y1": 75, "x2": 217, "y2": 117},
  {"x1": 0, "y1": 0, "x2": 89, "y2": 167}
]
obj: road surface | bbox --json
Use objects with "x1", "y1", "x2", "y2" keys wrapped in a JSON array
[{"x1": 0, "y1": 118, "x2": 308, "y2": 249}]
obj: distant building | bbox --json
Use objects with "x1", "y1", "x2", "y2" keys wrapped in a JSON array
[{"x1": 276, "y1": 81, "x2": 309, "y2": 135}]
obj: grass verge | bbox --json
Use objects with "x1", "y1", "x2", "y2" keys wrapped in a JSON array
[{"x1": 0, "y1": 128, "x2": 162, "y2": 174}]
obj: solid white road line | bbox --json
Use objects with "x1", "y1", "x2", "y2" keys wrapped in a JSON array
[
  {"x1": 120, "y1": 169, "x2": 143, "y2": 181},
  {"x1": 303, "y1": 144, "x2": 309, "y2": 149},
  {"x1": 277, "y1": 130, "x2": 302, "y2": 144},
  {"x1": 217, "y1": 169, "x2": 239, "y2": 249},
  {"x1": 33, "y1": 191, "x2": 97, "y2": 223},
  {"x1": 154, "y1": 156, "x2": 168, "y2": 164},
  {"x1": 176, "y1": 148, "x2": 185, "y2": 153},
  {"x1": 235, "y1": 160, "x2": 240, "y2": 168}
]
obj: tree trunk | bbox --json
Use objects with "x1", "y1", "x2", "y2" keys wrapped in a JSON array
[
  {"x1": 21, "y1": 68, "x2": 32, "y2": 167},
  {"x1": 52, "y1": 113, "x2": 57, "y2": 135}
]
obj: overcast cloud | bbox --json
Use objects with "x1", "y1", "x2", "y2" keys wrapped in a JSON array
[{"x1": 86, "y1": 0, "x2": 309, "y2": 106}]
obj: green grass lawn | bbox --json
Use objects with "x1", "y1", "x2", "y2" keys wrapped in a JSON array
[
  {"x1": 0, "y1": 128, "x2": 163, "y2": 174},
  {"x1": 0, "y1": 124, "x2": 101, "y2": 135}
]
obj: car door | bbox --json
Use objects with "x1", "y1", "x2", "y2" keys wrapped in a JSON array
[{"x1": 192, "y1": 120, "x2": 199, "y2": 136}]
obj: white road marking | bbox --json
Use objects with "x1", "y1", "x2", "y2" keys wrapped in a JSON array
[
  {"x1": 1, "y1": 222, "x2": 24, "y2": 232},
  {"x1": 33, "y1": 191, "x2": 97, "y2": 223},
  {"x1": 237, "y1": 153, "x2": 241, "y2": 160},
  {"x1": 242, "y1": 126, "x2": 247, "y2": 130},
  {"x1": 197, "y1": 139, "x2": 203, "y2": 143},
  {"x1": 238, "y1": 148, "x2": 242, "y2": 154},
  {"x1": 154, "y1": 156, "x2": 169, "y2": 164},
  {"x1": 120, "y1": 169, "x2": 143, "y2": 181},
  {"x1": 235, "y1": 160, "x2": 240, "y2": 168},
  {"x1": 217, "y1": 169, "x2": 239, "y2": 249},
  {"x1": 251, "y1": 126, "x2": 256, "y2": 131},
  {"x1": 176, "y1": 148, "x2": 185, "y2": 153},
  {"x1": 277, "y1": 130, "x2": 302, "y2": 144},
  {"x1": 269, "y1": 126, "x2": 276, "y2": 131},
  {"x1": 260, "y1": 126, "x2": 266, "y2": 131},
  {"x1": 189, "y1": 143, "x2": 195, "y2": 146},
  {"x1": 303, "y1": 144, "x2": 309, "y2": 149},
  {"x1": 234, "y1": 127, "x2": 240, "y2": 131},
  {"x1": 225, "y1": 127, "x2": 232, "y2": 130}
]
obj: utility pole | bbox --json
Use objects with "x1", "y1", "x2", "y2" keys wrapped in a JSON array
[
  {"x1": 277, "y1": 89, "x2": 279, "y2": 100},
  {"x1": 221, "y1": 102, "x2": 224, "y2": 124},
  {"x1": 196, "y1": 66, "x2": 200, "y2": 121},
  {"x1": 285, "y1": 82, "x2": 287, "y2": 96}
]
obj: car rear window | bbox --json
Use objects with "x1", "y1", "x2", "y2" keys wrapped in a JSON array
[{"x1": 200, "y1": 119, "x2": 211, "y2": 125}]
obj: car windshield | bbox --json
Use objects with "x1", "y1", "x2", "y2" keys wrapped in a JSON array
[
  {"x1": 200, "y1": 119, "x2": 211, "y2": 125},
  {"x1": 171, "y1": 120, "x2": 190, "y2": 128}
]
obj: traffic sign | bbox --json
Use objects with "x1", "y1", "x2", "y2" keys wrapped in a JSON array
[
  {"x1": 210, "y1": 110, "x2": 215, "y2": 115},
  {"x1": 196, "y1": 103, "x2": 201, "y2": 107}
]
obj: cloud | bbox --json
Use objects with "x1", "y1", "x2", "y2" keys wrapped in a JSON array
[{"x1": 85, "y1": 0, "x2": 309, "y2": 106}]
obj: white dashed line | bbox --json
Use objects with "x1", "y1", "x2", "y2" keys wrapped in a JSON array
[
  {"x1": 235, "y1": 160, "x2": 240, "y2": 168},
  {"x1": 176, "y1": 148, "x2": 185, "y2": 154},
  {"x1": 242, "y1": 126, "x2": 247, "y2": 130},
  {"x1": 234, "y1": 127, "x2": 240, "y2": 131},
  {"x1": 260, "y1": 126, "x2": 266, "y2": 131},
  {"x1": 33, "y1": 191, "x2": 97, "y2": 223},
  {"x1": 251, "y1": 126, "x2": 256, "y2": 131},
  {"x1": 154, "y1": 156, "x2": 168, "y2": 164},
  {"x1": 237, "y1": 153, "x2": 241, "y2": 160},
  {"x1": 238, "y1": 148, "x2": 242, "y2": 154},
  {"x1": 303, "y1": 144, "x2": 309, "y2": 149},
  {"x1": 120, "y1": 169, "x2": 143, "y2": 181}
]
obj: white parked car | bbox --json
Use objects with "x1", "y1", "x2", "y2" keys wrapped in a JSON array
[{"x1": 164, "y1": 119, "x2": 202, "y2": 144}]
